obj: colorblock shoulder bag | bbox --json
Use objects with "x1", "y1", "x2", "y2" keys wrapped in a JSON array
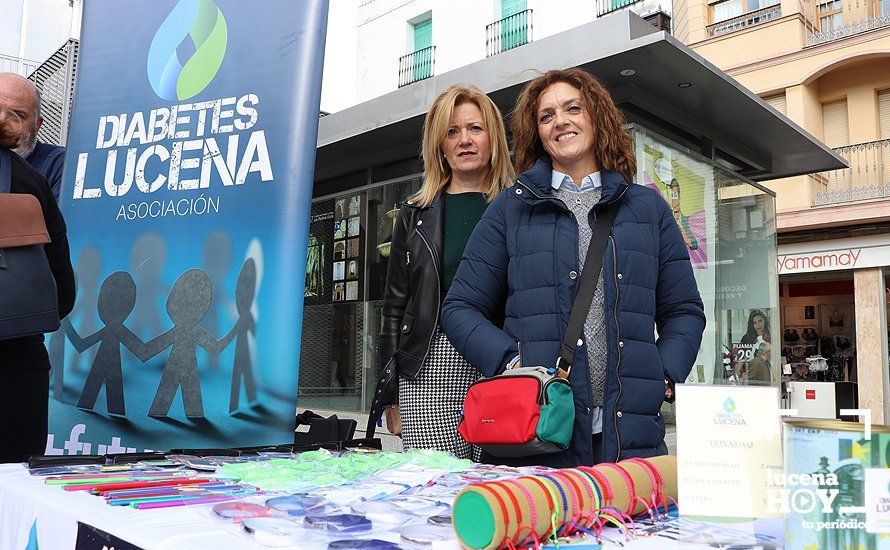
[
  {"x1": 0, "y1": 148, "x2": 59, "y2": 340},
  {"x1": 458, "y1": 201, "x2": 619, "y2": 457}
]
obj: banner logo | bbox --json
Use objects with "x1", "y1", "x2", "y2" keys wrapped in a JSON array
[
  {"x1": 147, "y1": 0, "x2": 228, "y2": 101},
  {"x1": 714, "y1": 396, "x2": 746, "y2": 426},
  {"x1": 723, "y1": 397, "x2": 736, "y2": 414}
]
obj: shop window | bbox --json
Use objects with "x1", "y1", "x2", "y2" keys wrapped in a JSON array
[
  {"x1": 779, "y1": 278, "x2": 856, "y2": 386},
  {"x1": 299, "y1": 177, "x2": 421, "y2": 413},
  {"x1": 635, "y1": 126, "x2": 779, "y2": 391}
]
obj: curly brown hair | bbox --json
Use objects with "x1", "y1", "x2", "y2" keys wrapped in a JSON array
[{"x1": 510, "y1": 68, "x2": 636, "y2": 182}]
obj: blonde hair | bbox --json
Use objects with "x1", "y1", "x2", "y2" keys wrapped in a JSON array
[{"x1": 412, "y1": 84, "x2": 514, "y2": 207}]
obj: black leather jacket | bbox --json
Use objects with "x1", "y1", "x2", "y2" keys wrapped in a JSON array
[{"x1": 376, "y1": 190, "x2": 446, "y2": 408}]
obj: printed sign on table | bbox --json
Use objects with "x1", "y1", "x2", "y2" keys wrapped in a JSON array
[{"x1": 675, "y1": 384, "x2": 783, "y2": 519}]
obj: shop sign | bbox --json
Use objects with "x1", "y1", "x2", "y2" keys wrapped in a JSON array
[
  {"x1": 777, "y1": 249, "x2": 862, "y2": 274},
  {"x1": 675, "y1": 385, "x2": 783, "y2": 519}
]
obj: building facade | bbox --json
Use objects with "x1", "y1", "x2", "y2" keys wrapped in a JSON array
[
  {"x1": 0, "y1": 0, "x2": 81, "y2": 76},
  {"x1": 322, "y1": 0, "x2": 671, "y2": 113},
  {"x1": 675, "y1": 0, "x2": 890, "y2": 421}
]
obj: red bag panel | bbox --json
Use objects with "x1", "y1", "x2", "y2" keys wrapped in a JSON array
[{"x1": 458, "y1": 376, "x2": 541, "y2": 445}]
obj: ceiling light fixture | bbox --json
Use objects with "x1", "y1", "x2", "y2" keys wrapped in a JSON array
[
  {"x1": 620, "y1": 69, "x2": 636, "y2": 77},
  {"x1": 678, "y1": 82, "x2": 692, "y2": 88}
]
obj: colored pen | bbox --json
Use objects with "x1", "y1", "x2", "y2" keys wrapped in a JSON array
[
  {"x1": 91, "y1": 477, "x2": 213, "y2": 494},
  {"x1": 134, "y1": 494, "x2": 239, "y2": 509}
]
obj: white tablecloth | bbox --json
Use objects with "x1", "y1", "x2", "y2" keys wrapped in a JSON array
[
  {"x1": 0, "y1": 462, "x2": 785, "y2": 549},
  {"x1": 0, "y1": 463, "x2": 276, "y2": 549}
]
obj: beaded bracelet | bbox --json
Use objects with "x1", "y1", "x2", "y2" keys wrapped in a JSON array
[
  {"x1": 536, "y1": 474, "x2": 571, "y2": 537},
  {"x1": 489, "y1": 481, "x2": 525, "y2": 546},
  {"x1": 625, "y1": 457, "x2": 665, "y2": 514},
  {"x1": 548, "y1": 471, "x2": 583, "y2": 534},
  {"x1": 559, "y1": 469, "x2": 599, "y2": 530},
  {"x1": 623, "y1": 458, "x2": 661, "y2": 513},
  {"x1": 520, "y1": 476, "x2": 558, "y2": 539},
  {"x1": 597, "y1": 505, "x2": 635, "y2": 542},
  {"x1": 579, "y1": 465, "x2": 614, "y2": 506},
  {"x1": 572, "y1": 468, "x2": 603, "y2": 512},
  {"x1": 597, "y1": 462, "x2": 637, "y2": 516},
  {"x1": 501, "y1": 479, "x2": 539, "y2": 547}
]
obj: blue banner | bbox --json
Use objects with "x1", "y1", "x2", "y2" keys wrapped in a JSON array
[{"x1": 48, "y1": 0, "x2": 328, "y2": 453}]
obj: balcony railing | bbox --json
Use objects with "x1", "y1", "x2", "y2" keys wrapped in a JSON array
[
  {"x1": 598, "y1": 0, "x2": 667, "y2": 18},
  {"x1": 706, "y1": 4, "x2": 782, "y2": 36},
  {"x1": 803, "y1": 0, "x2": 890, "y2": 46},
  {"x1": 486, "y1": 9, "x2": 533, "y2": 57},
  {"x1": 813, "y1": 139, "x2": 890, "y2": 205},
  {"x1": 0, "y1": 53, "x2": 39, "y2": 77},
  {"x1": 398, "y1": 46, "x2": 435, "y2": 88}
]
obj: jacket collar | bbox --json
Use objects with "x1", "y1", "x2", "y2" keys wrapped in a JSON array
[
  {"x1": 517, "y1": 155, "x2": 630, "y2": 205},
  {"x1": 404, "y1": 186, "x2": 445, "y2": 267}
]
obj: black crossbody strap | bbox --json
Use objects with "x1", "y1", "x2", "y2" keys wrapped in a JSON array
[{"x1": 558, "y1": 200, "x2": 620, "y2": 373}]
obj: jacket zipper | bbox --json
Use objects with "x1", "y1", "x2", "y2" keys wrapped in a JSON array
[
  {"x1": 406, "y1": 251, "x2": 410, "y2": 265},
  {"x1": 415, "y1": 225, "x2": 441, "y2": 361},
  {"x1": 610, "y1": 234, "x2": 622, "y2": 461},
  {"x1": 608, "y1": 187, "x2": 628, "y2": 461},
  {"x1": 469, "y1": 374, "x2": 542, "y2": 402}
]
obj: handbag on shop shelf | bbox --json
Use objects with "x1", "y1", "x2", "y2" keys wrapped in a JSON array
[
  {"x1": 458, "y1": 202, "x2": 619, "y2": 457},
  {"x1": 0, "y1": 148, "x2": 60, "y2": 340}
]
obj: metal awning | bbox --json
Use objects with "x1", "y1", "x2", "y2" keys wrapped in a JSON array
[{"x1": 316, "y1": 11, "x2": 844, "y2": 183}]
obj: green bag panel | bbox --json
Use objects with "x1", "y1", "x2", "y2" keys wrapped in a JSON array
[{"x1": 535, "y1": 381, "x2": 574, "y2": 449}]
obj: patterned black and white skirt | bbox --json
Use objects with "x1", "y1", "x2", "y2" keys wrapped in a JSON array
[{"x1": 400, "y1": 329, "x2": 480, "y2": 461}]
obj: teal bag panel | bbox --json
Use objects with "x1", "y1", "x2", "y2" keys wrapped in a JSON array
[{"x1": 535, "y1": 381, "x2": 574, "y2": 449}]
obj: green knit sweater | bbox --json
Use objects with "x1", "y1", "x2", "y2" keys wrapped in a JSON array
[{"x1": 442, "y1": 191, "x2": 488, "y2": 292}]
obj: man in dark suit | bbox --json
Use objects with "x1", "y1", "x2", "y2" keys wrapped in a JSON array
[{"x1": 0, "y1": 109, "x2": 75, "y2": 462}]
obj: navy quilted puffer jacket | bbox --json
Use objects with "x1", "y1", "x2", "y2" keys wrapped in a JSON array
[{"x1": 441, "y1": 156, "x2": 706, "y2": 467}]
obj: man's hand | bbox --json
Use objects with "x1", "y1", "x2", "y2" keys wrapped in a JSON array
[{"x1": 385, "y1": 406, "x2": 402, "y2": 437}]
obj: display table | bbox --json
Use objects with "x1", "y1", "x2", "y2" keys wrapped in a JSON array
[{"x1": 0, "y1": 460, "x2": 781, "y2": 549}]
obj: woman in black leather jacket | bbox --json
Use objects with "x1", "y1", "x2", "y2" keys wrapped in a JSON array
[{"x1": 368, "y1": 84, "x2": 513, "y2": 458}]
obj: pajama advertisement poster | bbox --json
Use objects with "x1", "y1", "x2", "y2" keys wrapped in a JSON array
[{"x1": 47, "y1": 0, "x2": 329, "y2": 454}]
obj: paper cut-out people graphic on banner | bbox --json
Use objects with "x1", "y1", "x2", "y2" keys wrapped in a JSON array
[
  {"x1": 64, "y1": 272, "x2": 150, "y2": 416},
  {"x1": 145, "y1": 269, "x2": 227, "y2": 418},
  {"x1": 130, "y1": 234, "x2": 168, "y2": 343},
  {"x1": 68, "y1": 247, "x2": 103, "y2": 373},
  {"x1": 220, "y1": 259, "x2": 258, "y2": 413},
  {"x1": 201, "y1": 231, "x2": 234, "y2": 371}
]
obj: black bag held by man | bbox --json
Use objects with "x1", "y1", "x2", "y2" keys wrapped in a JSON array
[{"x1": 0, "y1": 148, "x2": 59, "y2": 340}]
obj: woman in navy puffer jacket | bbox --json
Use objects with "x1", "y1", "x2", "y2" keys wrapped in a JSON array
[{"x1": 441, "y1": 69, "x2": 706, "y2": 468}]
